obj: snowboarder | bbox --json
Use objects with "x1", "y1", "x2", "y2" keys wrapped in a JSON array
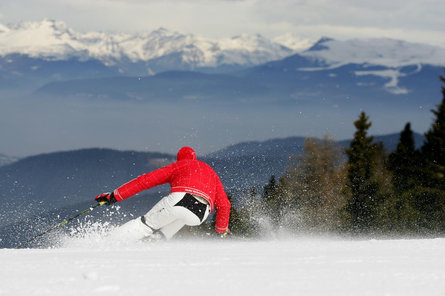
[{"x1": 95, "y1": 146, "x2": 231, "y2": 241}]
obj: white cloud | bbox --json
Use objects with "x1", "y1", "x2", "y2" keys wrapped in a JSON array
[{"x1": 281, "y1": 24, "x2": 445, "y2": 47}]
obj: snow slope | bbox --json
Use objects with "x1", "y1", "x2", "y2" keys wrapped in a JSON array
[{"x1": 1, "y1": 238, "x2": 444, "y2": 296}]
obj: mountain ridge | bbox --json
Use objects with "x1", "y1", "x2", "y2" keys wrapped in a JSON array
[
  {"x1": 0, "y1": 19, "x2": 296, "y2": 74},
  {"x1": 0, "y1": 131, "x2": 425, "y2": 195},
  {"x1": 2, "y1": 19, "x2": 445, "y2": 79}
]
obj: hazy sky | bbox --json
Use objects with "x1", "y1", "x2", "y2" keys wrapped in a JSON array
[{"x1": 1, "y1": 0, "x2": 445, "y2": 47}]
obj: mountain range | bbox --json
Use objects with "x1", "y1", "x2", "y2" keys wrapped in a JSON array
[
  {"x1": 27, "y1": 33, "x2": 445, "y2": 114},
  {"x1": 1, "y1": 19, "x2": 444, "y2": 99},
  {"x1": 0, "y1": 19, "x2": 296, "y2": 78},
  {"x1": 31, "y1": 36, "x2": 445, "y2": 128},
  {"x1": 1, "y1": 20, "x2": 443, "y2": 125}
]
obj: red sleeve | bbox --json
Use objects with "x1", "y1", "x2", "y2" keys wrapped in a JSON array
[
  {"x1": 113, "y1": 164, "x2": 174, "y2": 201},
  {"x1": 214, "y1": 175, "x2": 231, "y2": 233}
]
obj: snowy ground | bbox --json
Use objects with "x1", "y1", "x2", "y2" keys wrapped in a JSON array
[{"x1": 1, "y1": 237, "x2": 444, "y2": 296}]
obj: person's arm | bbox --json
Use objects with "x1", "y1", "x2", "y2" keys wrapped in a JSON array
[
  {"x1": 214, "y1": 176, "x2": 231, "y2": 233},
  {"x1": 113, "y1": 164, "x2": 173, "y2": 201}
]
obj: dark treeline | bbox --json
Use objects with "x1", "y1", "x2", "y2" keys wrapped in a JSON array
[{"x1": 182, "y1": 72, "x2": 445, "y2": 239}]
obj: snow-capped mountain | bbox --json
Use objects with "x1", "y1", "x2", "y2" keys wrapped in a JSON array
[
  {"x1": 37, "y1": 35, "x2": 445, "y2": 103},
  {"x1": 0, "y1": 19, "x2": 295, "y2": 74},
  {"x1": 301, "y1": 37, "x2": 445, "y2": 68},
  {"x1": 273, "y1": 33, "x2": 317, "y2": 52},
  {"x1": 293, "y1": 37, "x2": 445, "y2": 95},
  {"x1": 1, "y1": 18, "x2": 445, "y2": 88},
  {"x1": 1, "y1": 18, "x2": 445, "y2": 106}
]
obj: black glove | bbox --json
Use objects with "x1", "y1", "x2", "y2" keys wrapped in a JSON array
[{"x1": 95, "y1": 192, "x2": 117, "y2": 205}]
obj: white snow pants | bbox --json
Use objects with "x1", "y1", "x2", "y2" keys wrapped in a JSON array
[{"x1": 111, "y1": 192, "x2": 210, "y2": 241}]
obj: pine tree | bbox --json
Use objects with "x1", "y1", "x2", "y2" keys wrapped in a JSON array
[
  {"x1": 263, "y1": 175, "x2": 278, "y2": 203},
  {"x1": 262, "y1": 175, "x2": 282, "y2": 227},
  {"x1": 400, "y1": 72, "x2": 445, "y2": 234},
  {"x1": 420, "y1": 73, "x2": 445, "y2": 190},
  {"x1": 388, "y1": 123, "x2": 420, "y2": 193},
  {"x1": 225, "y1": 192, "x2": 252, "y2": 237},
  {"x1": 344, "y1": 112, "x2": 379, "y2": 233},
  {"x1": 381, "y1": 72, "x2": 445, "y2": 235}
]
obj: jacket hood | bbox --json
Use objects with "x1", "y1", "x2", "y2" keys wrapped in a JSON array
[{"x1": 177, "y1": 147, "x2": 197, "y2": 161}]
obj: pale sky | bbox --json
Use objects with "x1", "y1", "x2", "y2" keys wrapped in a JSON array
[{"x1": 1, "y1": 0, "x2": 445, "y2": 47}]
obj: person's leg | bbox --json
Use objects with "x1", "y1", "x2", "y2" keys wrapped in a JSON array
[
  {"x1": 157, "y1": 219, "x2": 185, "y2": 240},
  {"x1": 111, "y1": 192, "x2": 210, "y2": 241},
  {"x1": 108, "y1": 193, "x2": 180, "y2": 241},
  {"x1": 107, "y1": 216, "x2": 154, "y2": 241},
  {"x1": 142, "y1": 192, "x2": 185, "y2": 231},
  {"x1": 157, "y1": 196, "x2": 211, "y2": 239}
]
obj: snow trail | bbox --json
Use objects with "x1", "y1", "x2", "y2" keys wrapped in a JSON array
[{"x1": 1, "y1": 237, "x2": 444, "y2": 296}]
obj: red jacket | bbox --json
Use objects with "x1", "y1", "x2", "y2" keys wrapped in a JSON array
[{"x1": 113, "y1": 147, "x2": 231, "y2": 233}]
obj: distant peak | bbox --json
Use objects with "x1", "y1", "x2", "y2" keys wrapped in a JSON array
[
  {"x1": 150, "y1": 27, "x2": 175, "y2": 36},
  {"x1": 231, "y1": 33, "x2": 265, "y2": 40},
  {"x1": 306, "y1": 37, "x2": 335, "y2": 52},
  {"x1": 11, "y1": 18, "x2": 71, "y2": 35},
  {"x1": 0, "y1": 23, "x2": 9, "y2": 33},
  {"x1": 154, "y1": 27, "x2": 169, "y2": 33}
]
